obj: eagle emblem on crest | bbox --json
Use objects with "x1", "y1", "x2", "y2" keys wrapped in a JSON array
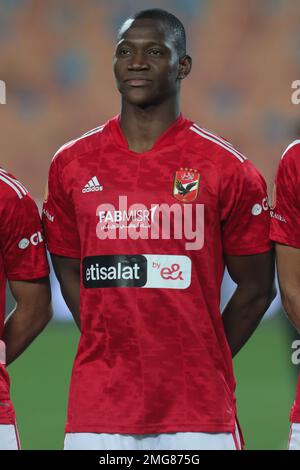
[{"x1": 173, "y1": 168, "x2": 200, "y2": 203}]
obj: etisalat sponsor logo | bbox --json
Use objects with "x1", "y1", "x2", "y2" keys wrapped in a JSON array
[
  {"x1": 291, "y1": 340, "x2": 300, "y2": 366},
  {"x1": 96, "y1": 196, "x2": 205, "y2": 251},
  {"x1": 0, "y1": 80, "x2": 6, "y2": 104},
  {"x1": 83, "y1": 254, "x2": 192, "y2": 290}
]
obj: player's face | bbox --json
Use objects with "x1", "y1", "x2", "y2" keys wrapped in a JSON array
[{"x1": 113, "y1": 19, "x2": 182, "y2": 107}]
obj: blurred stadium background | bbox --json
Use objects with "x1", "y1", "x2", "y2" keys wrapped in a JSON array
[{"x1": 1, "y1": 0, "x2": 300, "y2": 449}]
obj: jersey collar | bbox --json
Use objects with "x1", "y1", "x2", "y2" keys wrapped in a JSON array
[{"x1": 108, "y1": 113, "x2": 188, "y2": 155}]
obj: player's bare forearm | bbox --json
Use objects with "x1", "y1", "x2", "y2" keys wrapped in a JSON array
[
  {"x1": 275, "y1": 244, "x2": 300, "y2": 333},
  {"x1": 4, "y1": 278, "x2": 52, "y2": 365},
  {"x1": 222, "y1": 284, "x2": 275, "y2": 357},
  {"x1": 51, "y1": 254, "x2": 81, "y2": 331},
  {"x1": 279, "y1": 293, "x2": 300, "y2": 333},
  {"x1": 222, "y1": 251, "x2": 276, "y2": 357},
  {"x1": 59, "y1": 283, "x2": 81, "y2": 331}
]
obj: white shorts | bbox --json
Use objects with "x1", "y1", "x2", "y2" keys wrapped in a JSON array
[
  {"x1": 64, "y1": 425, "x2": 242, "y2": 450},
  {"x1": 0, "y1": 424, "x2": 20, "y2": 450},
  {"x1": 288, "y1": 423, "x2": 300, "y2": 450}
]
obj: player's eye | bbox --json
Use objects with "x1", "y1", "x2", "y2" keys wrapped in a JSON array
[
  {"x1": 118, "y1": 48, "x2": 131, "y2": 56},
  {"x1": 147, "y1": 49, "x2": 163, "y2": 56}
]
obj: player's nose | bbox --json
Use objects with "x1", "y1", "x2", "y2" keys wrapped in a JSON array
[{"x1": 127, "y1": 52, "x2": 149, "y2": 71}]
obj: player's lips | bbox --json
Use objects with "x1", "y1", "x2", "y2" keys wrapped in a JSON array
[{"x1": 124, "y1": 78, "x2": 152, "y2": 87}]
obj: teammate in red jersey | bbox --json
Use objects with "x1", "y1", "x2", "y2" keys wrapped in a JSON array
[
  {"x1": 0, "y1": 168, "x2": 51, "y2": 449},
  {"x1": 270, "y1": 140, "x2": 300, "y2": 450},
  {"x1": 43, "y1": 9, "x2": 275, "y2": 450}
]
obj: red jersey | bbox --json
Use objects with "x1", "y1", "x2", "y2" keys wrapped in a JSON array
[
  {"x1": 43, "y1": 115, "x2": 271, "y2": 434},
  {"x1": 0, "y1": 168, "x2": 49, "y2": 424},
  {"x1": 270, "y1": 140, "x2": 300, "y2": 423}
]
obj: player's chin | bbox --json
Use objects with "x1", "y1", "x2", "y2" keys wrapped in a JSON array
[
  {"x1": 122, "y1": 89, "x2": 158, "y2": 107},
  {"x1": 126, "y1": 96, "x2": 155, "y2": 108}
]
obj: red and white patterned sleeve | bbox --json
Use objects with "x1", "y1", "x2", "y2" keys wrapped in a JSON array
[
  {"x1": 0, "y1": 173, "x2": 49, "y2": 281},
  {"x1": 270, "y1": 141, "x2": 300, "y2": 248},
  {"x1": 42, "y1": 150, "x2": 81, "y2": 258},
  {"x1": 220, "y1": 158, "x2": 272, "y2": 256}
]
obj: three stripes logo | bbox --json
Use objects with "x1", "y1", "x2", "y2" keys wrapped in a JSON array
[
  {"x1": 82, "y1": 176, "x2": 103, "y2": 194},
  {"x1": 190, "y1": 124, "x2": 247, "y2": 163},
  {"x1": 0, "y1": 169, "x2": 28, "y2": 199}
]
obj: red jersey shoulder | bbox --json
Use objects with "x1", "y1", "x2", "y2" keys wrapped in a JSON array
[
  {"x1": 0, "y1": 168, "x2": 29, "y2": 202},
  {"x1": 280, "y1": 140, "x2": 300, "y2": 169},
  {"x1": 52, "y1": 122, "x2": 107, "y2": 170},
  {"x1": 275, "y1": 140, "x2": 300, "y2": 191},
  {"x1": 187, "y1": 122, "x2": 247, "y2": 166}
]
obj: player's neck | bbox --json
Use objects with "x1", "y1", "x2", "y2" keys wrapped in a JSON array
[{"x1": 119, "y1": 100, "x2": 180, "y2": 153}]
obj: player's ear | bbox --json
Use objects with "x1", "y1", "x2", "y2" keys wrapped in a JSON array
[{"x1": 178, "y1": 55, "x2": 192, "y2": 80}]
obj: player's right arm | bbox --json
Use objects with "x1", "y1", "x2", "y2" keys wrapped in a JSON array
[
  {"x1": 51, "y1": 256, "x2": 81, "y2": 330},
  {"x1": 0, "y1": 182, "x2": 51, "y2": 365},
  {"x1": 42, "y1": 151, "x2": 81, "y2": 331},
  {"x1": 270, "y1": 142, "x2": 300, "y2": 332}
]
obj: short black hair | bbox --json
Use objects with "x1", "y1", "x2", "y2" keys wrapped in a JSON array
[{"x1": 118, "y1": 8, "x2": 187, "y2": 58}]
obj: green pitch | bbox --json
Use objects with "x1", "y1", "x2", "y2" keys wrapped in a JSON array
[
  {"x1": 234, "y1": 313, "x2": 296, "y2": 450},
  {"x1": 8, "y1": 314, "x2": 296, "y2": 450}
]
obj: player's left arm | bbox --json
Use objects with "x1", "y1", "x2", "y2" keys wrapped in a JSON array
[
  {"x1": 270, "y1": 146, "x2": 300, "y2": 333},
  {"x1": 275, "y1": 245, "x2": 300, "y2": 333},
  {"x1": 3, "y1": 277, "x2": 52, "y2": 366},
  {"x1": 220, "y1": 157, "x2": 276, "y2": 357},
  {"x1": 222, "y1": 251, "x2": 276, "y2": 357}
]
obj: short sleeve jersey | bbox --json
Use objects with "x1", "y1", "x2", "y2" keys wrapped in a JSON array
[
  {"x1": 270, "y1": 140, "x2": 300, "y2": 423},
  {"x1": 43, "y1": 115, "x2": 271, "y2": 434},
  {"x1": 0, "y1": 168, "x2": 49, "y2": 424}
]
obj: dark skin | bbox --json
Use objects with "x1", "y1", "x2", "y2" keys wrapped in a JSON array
[
  {"x1": 113, "y1": 18, "x2": 192, "y2": 153},
  {"x1": 3, "y1": 278, "x2": 52, "y2": 365},
  {"x1": 51, "y1": 257, "x2": 81, "y2": 330},
  {"x1": 275, "y1": 244, "x2": 300, "y2": 333},
  {"x1": 222, "y1": 252, "x2": 276, "y2": 357},
  {"x1": 52, "y1": 18, "x2": 276, "y2": 356}
]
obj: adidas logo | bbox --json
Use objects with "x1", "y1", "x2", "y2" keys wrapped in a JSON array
[{"x1": 82, "y1": 176, "x2": 103, "y2": 194}]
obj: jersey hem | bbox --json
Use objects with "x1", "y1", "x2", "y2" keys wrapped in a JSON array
[
  {"x1": 270, "y1": 233, "x2": 300, "y2": 250},
  {"x1": 65, "y1": 422, "x2": 236, "y2": 435},
  {"x1": 0, "y1": 418, "x2": 16, "y2": 425},
  {"x1": 47, "y1": 245, "x2": 80, "y2": 259},
  {"x1": 290, "y1": 409, "x2": 300, "y2": 423},
  {"x1": 7, "y1": 269, "x2": 49, "y2": 281},
  {"x1": 224, "y1": 244, "x2": 272, "y2": 256}
]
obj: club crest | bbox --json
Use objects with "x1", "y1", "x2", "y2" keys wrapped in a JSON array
[{"x1": 173, "y1": 168, "x2": 200, "y2": 203}]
